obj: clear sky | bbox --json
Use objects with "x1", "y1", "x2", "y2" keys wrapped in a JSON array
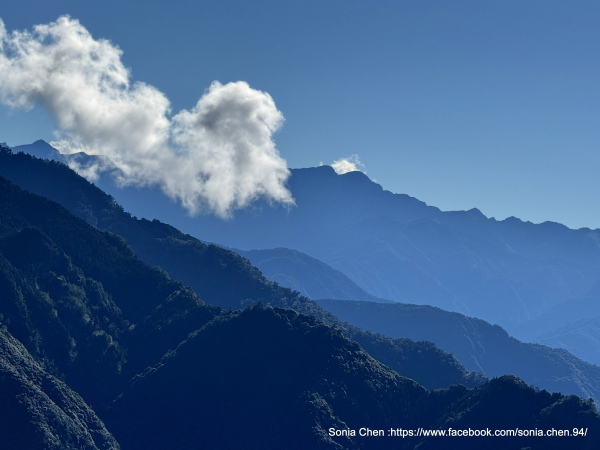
[{"x1": 1, "y1": 1, "x2": 600, "y2": 229}]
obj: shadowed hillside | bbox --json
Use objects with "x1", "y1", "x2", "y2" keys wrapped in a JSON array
[
  {"x1": 1, "y1": 144, "x2": 599, "y2": 448},
  {"x1": 4, "y1": 146, "x2": 600, "y2": 399},
  {"x1": 0, "y1": 326, "x2": 119, "y2": 450},
  {"x1": 316, "y1": 299, "x2": 600, "y2": 400},
  {"x1": 0, "y1": 145, "x2": 479, "y2": 390},
  {"x1": 14, "y1": 141, "x2": 600, "y2": 345}
]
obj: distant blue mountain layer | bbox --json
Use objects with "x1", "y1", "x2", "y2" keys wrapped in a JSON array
[
  {"x1": 12, "y1": 141, "x2": 391, "y2": 303},
  {"x1": 316, "y1": 298, "x2": 600, "y2": 399},
  {"x1": 235, "y1": 247, "x2": 393, "y2": 302},
  {"x1": 13, "y1": 141, "x2": 600, "y2": 343},
  {"x1": 4, "y1": 142, "x2": 600, "y2": 448},
  {"x1": 6, "y1": 142, "x2": 600, "y2": 400}
]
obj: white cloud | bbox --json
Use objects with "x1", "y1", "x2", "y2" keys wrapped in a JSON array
[
  {"x1": 0, "y1": 16, "x2": 293, "y2": 218},
  {"x1": 331, "y1": 154, "x2": 365, "y2": 174}
]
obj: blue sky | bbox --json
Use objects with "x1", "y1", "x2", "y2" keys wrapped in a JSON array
[{"x1": 1, "y1": 1, "x2": 600, "y2": 229}]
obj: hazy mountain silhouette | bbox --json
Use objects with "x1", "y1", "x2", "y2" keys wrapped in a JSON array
[
  {"x1": 0, "y1": 169, "x2": 600, "y2": 449},
  {"x1": 235, "y1": 247, "x2": 390, "y2": 302},
  {"x1": 11, "y1": 141, "x2": 386, "y2": 303},
  {"x1": 11, "y1": 140, "x2": 64, "y2": 161},
  {"x1": 536, "y1": 318, "x2": 600, "y2": 366},
  {"x1": 2, "y1": 142, "x2": 600, "y2": 448},
  {"x1": 0, "y1": 145, "x2": 481, "y2": 390},
  {"x1": 184, "y1": 166, "x2": 600, "y2": 337},
  {"x1": 15, "y1": 141, "x2": 600, "y2": 342},
  {"x1": 6, "y1": 144, "x2": 600, "y2": 398},
  {"x1": 316, "y1": 299, "x2": 600, "y2": 400}
]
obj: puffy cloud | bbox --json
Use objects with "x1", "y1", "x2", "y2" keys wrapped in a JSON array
[
  {"x1": 0, "y1": 16, "x2": 293, "y2": 217},
  {"x1": 331, "y1": 154, "x2": 365, "y2": 174}
]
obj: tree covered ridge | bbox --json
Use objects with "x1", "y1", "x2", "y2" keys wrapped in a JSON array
[
  {"x1": 0, "y1": 325, "x2": 120, "y2": 450},
  {"x1": 0, "y1": 146, "x2": 597, "y2": 448},
  {"x1": 0, "y1": 147, "x2": 481, "y2": 390}
]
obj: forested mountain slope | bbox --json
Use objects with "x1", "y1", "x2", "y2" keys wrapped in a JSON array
[
  {"x1": 4, "y1": 146, "x2": 600, "y2": 399},
  {"x1": 11, "y1": 141, "x2": 386, "y2": 303},
  {"x1": 108, "y1": 306, "x2": 600, "y2": 450},
  {"x1": 0, "y1": 145, "x2": 599, "y2": 448},
  {"x1": 14, "y1": 141, "x2": 600, "y2": 340},
  {"x1": 0, "y1": 326, "x2": 119, "y2": 450},
  {"x1": 0, "y1": 145, "x2": 477, "y2": 390}
]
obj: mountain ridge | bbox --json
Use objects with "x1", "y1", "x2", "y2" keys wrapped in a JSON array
[
  {"x1": 0, "y1": 145, "x2": 480, "y2": 392},
  {"x1": 14, "y1": 141, "x2": 600, "y2": 339},
  {"x1": 316, "y1": 298, "x2": 600, "y2": 400},
  {"x1": 234, "y1": 246, "x2": 391, "y2": 302},
  {"x1": 4, "y1": 143, "x2": 600, "y2": 400},
  {"x1": 1, "y1": 142, "x2": 600, "y2": 448}
]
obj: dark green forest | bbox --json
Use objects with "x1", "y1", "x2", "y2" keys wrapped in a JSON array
[
  {"x1": 0, "y1": 145, "x2": 599, "y2": 449},
  {"x1": 3, "y1": 146, "x2": 600, "y2": 400}
]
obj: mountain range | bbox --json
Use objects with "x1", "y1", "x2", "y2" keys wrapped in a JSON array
[
  {"x1": 2, "y1": 143, "x2": 599, "y2": 448},
  {"x1": 5, "y1": 142, "x2": 600, "y2": 398},
  {"x1": 316, "y1": 298, "x2": 600, "y2": 400},
  {"x1": 21, "y1": 142, "x2": 600, "y2": 330},
  {"x1": 0, "y1": 144, "x2": 480, "y2": 391},
  {"x1": 4, "y1": 142, "x2": 600, "y2": 398},
  {"x1": 3, "y1": 141, "x2": 600, "y2": 448},
  {"x1": 12, "y1": 140, "x2": 600, "y2": 363}
]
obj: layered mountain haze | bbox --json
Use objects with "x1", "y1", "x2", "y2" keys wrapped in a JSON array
[
  {"x1": 536, "y1": 318, "x2": 600, "y2": 366},
  {"x1": 185, "y1": 165, "x2": 600, "y2": 331},
  {"x1": 17, "y1": 141, "x2": 600, "y2": 357},
  {"x1": 0, "y1": 145, "x2": 478, "y2": 391},
  {"x1": 55, "y1": 152, "x2": 600, "y2": 342},
  {"x1": 3, "y1": 9, "x2": 600, "y2": 450},
  {"x1": 316, "y1": 299, "x2": 600, "y2": 400},
  {"x1": 5, "y1": 145, "x2": 600, "y2": 403},
  {"x1": 2, "y1": 163, "x2": 597, "y2": 448},
  {"x1": 234, "y1": 247, "x2": 388, "y2": 302},
  {"x1": 7, "y1": 142, "x2": 380, "y2": 302}
]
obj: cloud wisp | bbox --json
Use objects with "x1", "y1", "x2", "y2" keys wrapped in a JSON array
[
  {"x1": 0, "y1": 16, "x2": 293, "y2": 217},
  {"x1": 331, "y1": 154, "x2": 365, "y2": 175}
]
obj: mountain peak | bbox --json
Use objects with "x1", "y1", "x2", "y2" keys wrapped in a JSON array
[
  {"x1": 467, "y1": 208, "x2": 486, "y2": 220},
  {"x1": 317, "y1": 164, "x2": 337, "y2": 173},
  {"x1": 13, "y1": 140, "x2": 64, "y2": 162},
  {"x1": 339, "y1": 169, "x2": 371, "y2": 181},
  {"x1": 295, "y1": 165, "x2": 337, "y2": 175}
]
